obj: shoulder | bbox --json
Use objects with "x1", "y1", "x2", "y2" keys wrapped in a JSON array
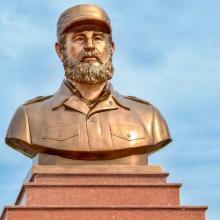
[
  {"x1": 124, "y1": 95, "x2": 154, "y2": 112},
  {"x1": 123, "y1": 95, "x2": 164, "y2": 118},
  {"x1": 125, "y1": 96, "x2": 151, "y2": 105},
  {"x1": 9, "y1": 95, "x2": 53, "y2": 120},
  {"x1": 23, "y1": 95, "x2": 53, "y2": 106},
  {"x1": 124, "y1": 96, "x2": 151, "y2": 105}
]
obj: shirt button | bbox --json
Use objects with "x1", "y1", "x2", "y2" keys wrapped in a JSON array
[
  {"x1": 127, "y1": 133, "x2": 131, "y2": 138},
  {"x1": 91, "y1": 116, "x2": 97, "y2": 122},
  {"x1": 109, "y1": 100, "x2": 113, "y2": 105}
]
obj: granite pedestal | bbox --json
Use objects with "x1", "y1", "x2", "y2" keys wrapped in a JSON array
[{"x1": 1, "y1": 165, "x2": 207, "y2": 220}]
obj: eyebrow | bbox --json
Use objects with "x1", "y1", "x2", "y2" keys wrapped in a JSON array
[
  {"x1": 72, "y1": 32, "x2": 85, "y2": 37},
  {"x1": 72, "y1": 32, "x2": 105, "y2": 38},
  {"x1": 93, "y1": 32, "x2": 104, "y2": 35}
]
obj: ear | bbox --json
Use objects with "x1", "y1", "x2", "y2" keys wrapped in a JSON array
[
  {"x1": 110, "y1": 41, "x2": 115, "y2": 55},
  {"x1": 55, "y1": 42, "x2": 64, "y2": 61}
]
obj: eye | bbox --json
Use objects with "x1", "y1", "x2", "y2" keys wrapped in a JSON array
[
  {"x1": 73, "y1": 36, "x2": 85, "y2": 42},
  {"x1": 94, "y1": 35, "x2": 104, "y2": 41}
]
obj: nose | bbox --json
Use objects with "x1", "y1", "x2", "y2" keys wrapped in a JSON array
[{"x1": 84, "y1": 37, "x2": 95, "y2": 51}]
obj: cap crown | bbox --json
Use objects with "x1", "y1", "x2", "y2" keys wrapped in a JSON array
[{"x1": 57, "y1": 4, "x2": 111, "y2": 39}]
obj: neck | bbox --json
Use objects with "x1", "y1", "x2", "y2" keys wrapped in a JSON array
[{"x1": 69, "y1": 80, "x2": 107, "y2": 102}]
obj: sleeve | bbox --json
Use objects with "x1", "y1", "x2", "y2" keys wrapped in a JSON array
[
  {"x1": 5, "y1": 106, "x2": 36, "y2": 158},
  {"x1": 151, "y1": 107, "x2": 172, "y2": 152}
]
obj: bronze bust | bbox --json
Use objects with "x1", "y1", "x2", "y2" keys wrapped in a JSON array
[{"x1": 5, "y1": 4, "x2": 171, "y2": 164}]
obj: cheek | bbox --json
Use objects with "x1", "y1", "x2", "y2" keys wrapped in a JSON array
[
  {"x1": 66, "y1": 45, "x2": 83, "y2": 61},
  {"x1": 101, "y1": 47, "x2": 112, "y2": 61},
  {"x1": 70, "y1": 47, "x2": 78, "y2": 57}
]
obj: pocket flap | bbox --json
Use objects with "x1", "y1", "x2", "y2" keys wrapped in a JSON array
[
  {"x1": 110, "y1": 124, "x2": 145, "y2": 141},
  {"x1": 43, "y1": 125, "x2": 79, "y2": 141}
]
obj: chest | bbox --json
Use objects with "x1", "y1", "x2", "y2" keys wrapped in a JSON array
[{"x1": 30, "y1": 106, "x2": 153, "y2": 152}]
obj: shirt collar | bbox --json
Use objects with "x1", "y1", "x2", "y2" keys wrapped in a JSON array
[{"x1": 52, "y1": 79, "x2": 130, "y2": 112}]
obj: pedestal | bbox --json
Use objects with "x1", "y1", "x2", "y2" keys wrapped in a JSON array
[{"x1": 1, "y1": 165, "x2": 207, "y2": 220}]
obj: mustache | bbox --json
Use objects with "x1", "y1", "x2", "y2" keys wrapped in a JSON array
[{"x1": 79, "y1": 50, "x2": 103, "y2": 64}]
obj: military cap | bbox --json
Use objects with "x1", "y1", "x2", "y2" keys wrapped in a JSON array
[{"x1": 57, "y1": 4, "x2": 111, "y2": 39}]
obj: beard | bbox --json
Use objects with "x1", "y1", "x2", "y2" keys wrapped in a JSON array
[{"x1": 63, "y1": 50, "x2": 114, "y2": 84}]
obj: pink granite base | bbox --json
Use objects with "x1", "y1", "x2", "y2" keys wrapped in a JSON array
[
  {"x1": 23, "y1": 183, "x2": 180, "y2": 206},
  {"x1": 33, "y1": 173, "x2": 168, "y2": 184},
  {"x1": 0, "y1": 165, "x2": 207, "y2": 220},
  {"x1": 29, "y1": 165, "x2": 168, "y2": 184},
  {"x1": 2, "y1": 206, "x2": 207, "y2": 220}
]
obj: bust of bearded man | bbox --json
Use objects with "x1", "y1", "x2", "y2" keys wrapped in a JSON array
[{"x1": 5, "y1": 4, "x2": 172, "y2": 165}]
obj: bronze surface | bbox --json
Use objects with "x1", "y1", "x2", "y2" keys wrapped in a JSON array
[
  {"x1": 32, "y1": 153, "x2": 148, "y2": 165},
  {"x1": 6, "y1": 81, "x2": 171, "y2": 160},
  {"x1": 5, "y1": 4, "x2": 172, "y2": 164},
  {"x1": 57, "y1": 4, "x2": 111, "y2": 39}
]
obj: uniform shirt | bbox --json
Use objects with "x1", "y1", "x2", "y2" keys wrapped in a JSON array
[{"x1": 5, "y1": 80, "x2": 172, "y2": 160}]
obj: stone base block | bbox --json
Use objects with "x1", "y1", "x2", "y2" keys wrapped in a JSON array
[
  {"x1": 0, "y1": 165, "x2": 207, "y2": 220},
  {"x1": 2, "y1": 206, "x2": 207, "y2": 220},
  {"x1": 21, "y1": 183, "x2": 180, "y2": 206}
]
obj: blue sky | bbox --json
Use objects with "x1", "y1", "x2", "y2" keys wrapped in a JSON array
[{"x1": 0, "y1": 0, "x2": 220, "y2": 219}]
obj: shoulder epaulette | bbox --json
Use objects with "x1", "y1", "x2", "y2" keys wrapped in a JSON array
[
  {"x1": 23, "y1": 95, "x2": 53, "y2": 106},
  {"x1": 125, "y1": 96, "x2": 151, "y2": 105}
]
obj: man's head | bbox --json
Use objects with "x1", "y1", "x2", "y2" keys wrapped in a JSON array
[{"x1": 55, "y1": 4, "x2": 115, "y2": 84}]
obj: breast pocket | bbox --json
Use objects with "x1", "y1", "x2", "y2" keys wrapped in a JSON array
[
  {"x1": 42, "y1": 124, "x2": 79, "y2": 150},
  {"x1": 110, "y1": 124, "x2": 148, "y2": 149}
]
